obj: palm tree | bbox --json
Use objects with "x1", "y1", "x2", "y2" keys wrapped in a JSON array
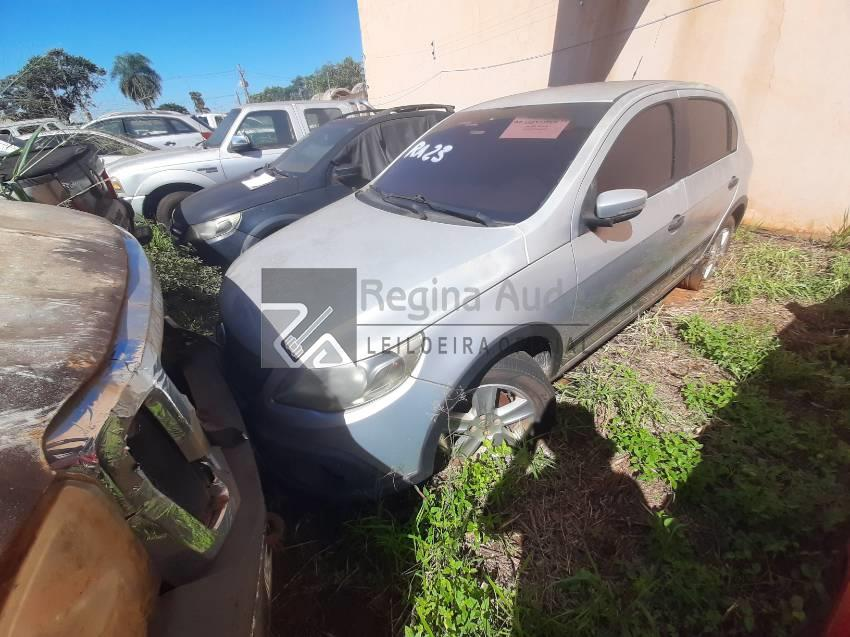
[{"x1": 111, "y1": 53, "x2": 162, "y2": 109}]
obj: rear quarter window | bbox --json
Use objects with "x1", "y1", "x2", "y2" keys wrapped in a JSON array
[
  {"x1": 305, "y1": 107, "x2": 343, "y2": 131},
  {"x1": 683, "y1": 98, "x2": 732, "y2": 174},
  {"x1": 168, "y1": 118, "x2": 198, "y2": 134}
]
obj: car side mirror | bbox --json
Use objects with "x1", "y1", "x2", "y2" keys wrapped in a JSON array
[
  {"x1": 589, "y1": 189, "x2": 647, "y2": 227},
  {"x1": 229, "y1": 134, "x2": 253, "y2": 153},
  {"x1": 332, "y1": 163, "x2": 360, "y2": 181}
]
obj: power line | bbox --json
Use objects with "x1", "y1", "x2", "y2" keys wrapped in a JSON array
[
  {"x1": 368, "y1": 0, "x2": 557, "y2": 60},
  {"x1": 161, "y1": 69, "x2": 235, "y2": 82},
  {"x1": 371, "y1": 0, "x2": 724, "y2": 105}
]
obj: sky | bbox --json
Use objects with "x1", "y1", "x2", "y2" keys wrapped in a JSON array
[{"x1": 0, "y1": 0, "x2": 364, "y2": 117}]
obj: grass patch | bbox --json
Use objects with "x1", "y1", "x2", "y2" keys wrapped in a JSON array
[
  {"x1": 826, "y1": 209, "x2": 850, "y2": 250},
  {"x1": 405, "y1": 444, "x2": 515, "y2": 637},
  {"x1": 716, "y1": 231, "x2": 850, "y2": 304},
  {"x1": 142, "y1": 223, "x2": 223, "y2": 335},
  {"x1": 681, "y1": 378, "x2": 737, "y2": 416},
  {"x1": 561, "y1": 363, "x2": 701, "y2": 488},
  {"x1": 677, "y1": 315, "x2": 777, "y2": 380}
]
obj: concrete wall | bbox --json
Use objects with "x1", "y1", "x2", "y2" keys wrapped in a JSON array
[{"x1": 358, "y1": 0, "x2": 850, "y2": 233}]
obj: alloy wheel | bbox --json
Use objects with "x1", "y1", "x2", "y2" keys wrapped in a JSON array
[{"x1": 447, "y1": 383, "x2": 536, "y2": 457}]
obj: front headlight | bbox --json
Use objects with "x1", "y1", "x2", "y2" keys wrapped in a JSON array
[
  {"x1": 189, "y1": 211, "x2": 242, "y2": 241},
  {"x1": 109, "y1": 176, "x2": 125, "y2": 195},
  {"x1": 273, "y1": 333, "x2": 423, "y2": 411}
]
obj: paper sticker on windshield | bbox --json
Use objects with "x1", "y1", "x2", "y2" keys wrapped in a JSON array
[
  {"x1": 499, "y1": 118, "x2": 569, "y2": 140},
  {"x1": 242, "y1": 172, "x2": 276, "y2": 190}
]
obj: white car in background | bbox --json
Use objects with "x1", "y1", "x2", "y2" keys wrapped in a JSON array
[
  {"x1": 83, "y1": 110, "x2": 211, "y2": 149},
  {"x1": 105, "y1": 99, "x2": 370, "y2": 225},
  {"x1": 192, "y1": 112, "x2": 226, "y2": 129},
  {"x1": 28, "y1": 129, "x2": 158, "y2": 167},
  {"x1": 0, "y1": 118, "x2": 64, "y2": 138}
]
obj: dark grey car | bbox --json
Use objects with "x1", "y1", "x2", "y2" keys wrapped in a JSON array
[{"x1": 171, "y1": 105, "x2": 452, "y2": 265}]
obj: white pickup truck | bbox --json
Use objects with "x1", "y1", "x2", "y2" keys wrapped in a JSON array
[{"x1": 105, "y1": 99, "x2": 370, "y2": 224}]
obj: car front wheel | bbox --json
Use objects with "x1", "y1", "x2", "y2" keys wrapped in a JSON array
[
  {"x1": 155, "y1": 191, "x2": 193, "y2": 229},
  {"x1": 445, "y1": 352, "x2": 555, "y2": 458}
]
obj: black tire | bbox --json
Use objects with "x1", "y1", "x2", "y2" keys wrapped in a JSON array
[
  {"x1": 155, "y1": 191, "x2": 193, "y2": 228},
  {"x1": 680, "y1": 216, "x2": 736, "y2": 291},
  {"x1": 444, "y1": 352, "x2": 556, "y2": 460}
]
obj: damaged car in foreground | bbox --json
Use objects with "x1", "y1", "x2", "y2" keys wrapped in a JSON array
[{"x1": 0, "y1": 201, "x2": 269, "y2": 636}]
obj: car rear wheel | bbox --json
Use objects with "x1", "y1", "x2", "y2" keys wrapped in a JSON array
[
  {"x1": 155, "y1": 191, "x2": 193, "y2": 229},
  {"x1": 444, "y1": 352, "x2": 555, "y2": 458},
  {"x1": 680, "y1": 216, "x2": 736, "y2": 291}
]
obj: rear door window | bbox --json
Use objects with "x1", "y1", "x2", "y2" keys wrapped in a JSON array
[
  {"x1": 304, "y1": 107, "x2": 343, "y2": 131},
  {"x1": 235, "y1": 111, "x2": 296, "y2": 149},
  {"x1": 124, "y1": 117, "x2": 170, "y2": 138},
  {"x1": 89, "y1": 119, "x2": 126, "y2": 136},
  {"x1": 596, "y1": 103, "x2": 675, "y2": 196},
  {"x1": 683, "y1": 98, "x2": 732, "y2": 174}
]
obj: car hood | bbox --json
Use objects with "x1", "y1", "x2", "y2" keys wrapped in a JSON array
[
  {"x1": 180, "y1": 171, "x2": 304, "y2": 225},
  {"x1": 107, "y1": 144, "x2": 219, "y2": 175},
  {"x1": 0, "y1": 201, "x2": 127, "y2": 553},
  {"x1": 222, "y1": 195, "x2": 528, "y2": 362}
]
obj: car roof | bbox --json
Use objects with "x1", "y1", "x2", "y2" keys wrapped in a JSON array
[
  {"x1": 37, "y1": 128, "x2": 155, "y2": 149},
  {"x1": 312, "y1": 106, "x2": 451, "y2": 138},
  {"x1": 468, "y1": 80, "x2": 723, "y2": 110},
  {"x1": 238, "y1": 99, "x2": 370, "y2": 113},
  {"x1": 91, "y1": 110, "x2": 192, "y2": 120}
]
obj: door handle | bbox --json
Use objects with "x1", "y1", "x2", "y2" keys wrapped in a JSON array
[
  {"x1": 164, "y1": 141, "x2": 176, "y2": 146},
  {"x1": 728, "y1": 175, "x2": 739, "y2": 190},
  {"x1": 668, "y1": 214, "x2": 685, "y2": 232}
]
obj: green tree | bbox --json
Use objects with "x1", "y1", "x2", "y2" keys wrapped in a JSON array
[
  {"x1": 189, "y1": 91, "x2": 209, "y2": 113},
  {"x1": 157, "y1": 102, "x2": 189, "y2": 114},
  {"x1": 251, "y1": 57, "x2": 364, "y2": 103},
  {"x1": 0, "y1": 49, "x2": 106, "y2": 122},
  {"x1": 111, "y1": 53, "x2": 162, "y2": 109}
]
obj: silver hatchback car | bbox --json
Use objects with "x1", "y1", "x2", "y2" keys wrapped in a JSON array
[{"x1": 221, "y1": 81, "x2": 752, "y2": 497}]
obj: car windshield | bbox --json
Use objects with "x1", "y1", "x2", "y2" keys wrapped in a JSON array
[
  {"x1": 369, "y1": 102, "x2": 610, "y2": 224},
  {"x1": 203, "y1": 108, "x2": 241, "y2": 148},
  {"x1": 270, "y1": 118, "x2": 366, "y2": 174}
]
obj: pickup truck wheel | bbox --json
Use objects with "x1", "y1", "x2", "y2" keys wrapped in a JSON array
[
  {"x1": 445, "y1": 352, "x2": 555, "y2": 458},
  {"x1": 155, "y1": 191, "x2": 192, "y2": 229},
  {"x1": 680, "y1": 216, "x2": 735, "y2": 291}
]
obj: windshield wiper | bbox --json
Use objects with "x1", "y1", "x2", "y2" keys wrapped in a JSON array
[
  {"x1": 372, "y1": 188, "x2": 494, "y2": 226},
  {"x1": 370, "y1": 187, "x2": 427, "y2": 219}
]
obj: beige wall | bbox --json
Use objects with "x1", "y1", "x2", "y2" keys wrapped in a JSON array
[{"x1": 358, "y1": 0, "x2": 850, "y2": 233}]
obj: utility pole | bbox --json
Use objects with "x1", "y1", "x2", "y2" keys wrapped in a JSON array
[
  {"x1": 237, "y1": 65, "x2": 250, "y2": 103},
  {"x1": 235, "y1": 91, "x2": 242, "y2": 106}
]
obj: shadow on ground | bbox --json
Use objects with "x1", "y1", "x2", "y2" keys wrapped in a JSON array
[
  {"x1": 261, "y1": 274, "x2": 850, "y2": 636},
  {"x1": 485, "y1": 286, "x2": 850, "y2": 635}
]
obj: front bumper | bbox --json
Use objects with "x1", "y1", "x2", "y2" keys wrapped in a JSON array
[
  {"x1": 151, "y1": 334, "x2": 270, "y2": 637},
  {"x1": 124, "y1": 193, "x2": 145, "y2": 216},
  {"x1": 45, "y1": 230, "x2": 268, "y2": 635},
  {"x1": 249, "y1": 370, "x2": 452, "y2": 498}
]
